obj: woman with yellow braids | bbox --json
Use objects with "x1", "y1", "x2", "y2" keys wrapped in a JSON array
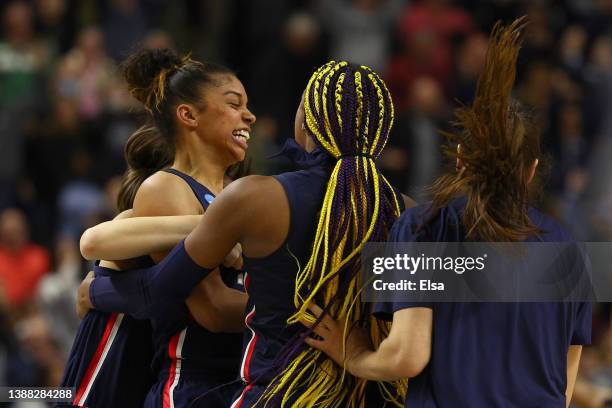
[{"x1": 76, "y1": 61, "x2": 415, "y2": 407}]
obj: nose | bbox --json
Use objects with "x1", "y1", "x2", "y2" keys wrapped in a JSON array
[{"x1": 244, "y1": 108, "x2": 256, "y2": 125}]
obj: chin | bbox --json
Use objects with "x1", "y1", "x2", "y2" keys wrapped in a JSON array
[{"x1": 229, "y1": 150, "x2": 246, "y2": 164}]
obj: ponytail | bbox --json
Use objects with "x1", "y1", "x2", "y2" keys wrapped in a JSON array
[
  {"x1": 429, "y1": 17, "x2": 543, "y2": 242},
  {"x1": 116, "y1": 124, "x2": 173, "y2": 211}
]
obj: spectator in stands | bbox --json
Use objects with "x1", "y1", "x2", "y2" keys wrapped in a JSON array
[
  {"x1": 388, "y1": 0, "x2": 475, "y2": 106},
  {"x1": 317, "y1": 0, "x2": 403, "y2": 72},
  {"x1": 53, "y1": 26, "x2": 116, "y2": 121},
  {"x1": 0, "y1": 208, "x2": 50, "y2": 309}
]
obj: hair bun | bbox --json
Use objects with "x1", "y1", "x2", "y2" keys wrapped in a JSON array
[{"x1": 121, "y1": 48, "x2": 183, "y2": 109}]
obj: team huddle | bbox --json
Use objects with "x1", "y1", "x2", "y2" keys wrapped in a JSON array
[{"x1": 56, "y1": 19, "x2": 591, "y2": 408}]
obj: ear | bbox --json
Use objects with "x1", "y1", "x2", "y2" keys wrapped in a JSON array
[
  {"x1": 456, "y1": 144, "x2": 464, "y2": 171},
  {"x1": 527, "y1": 158, "x2": 539, "y2": 184},
  {"x1": 176, "y1": 104, "x2": 198, "y2": 129}
]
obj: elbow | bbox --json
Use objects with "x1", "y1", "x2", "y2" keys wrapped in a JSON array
[
  {"x1": 394, "y1": 344, "x2": 431, "y2": 378},
  {"x1": 80, "y1": 228, "x2": 101, "y2": 260}
]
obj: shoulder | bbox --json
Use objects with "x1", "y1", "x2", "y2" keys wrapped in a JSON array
[
  {"x1": 392, "y1": 199, "x2": 464, "y2": 242},
  {"x1": 398, "y1": 202, "x2": 437, "y2": 225},
  {"x1": 133, "y1": 171, "x2": 201, "y2": 216},
  {"x1": 223, "y1": 175, "x2": 284, "y2": 198},
  {"x1": 391, "y1": 203, "x2": 433, "y2": 241},
  {"x1": 217, "y1": 175, "x2": 286, "y2": 213}
]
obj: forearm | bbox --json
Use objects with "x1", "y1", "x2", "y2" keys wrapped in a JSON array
[
  {"x1": 80, "y1": 215, "x2": 201, "y2": 261},
  {"x1": 90, "y1": 240, "x2": 214, "y2": 318},
  {"x1": 348, "y1": 337, "x2": 406, "y2": 381},
  {"x1": 214, "y1": 288, "x2": 247, "y2": 332},
  {"x1": 566, "y1": 345, "x2": 583, "y2": 408},
  {"x1": 347, "y1": 309, "x2": 432, "y2": 381},
  {"x1": 186, "y1": 271, "x2": 246, "y2": 333}
]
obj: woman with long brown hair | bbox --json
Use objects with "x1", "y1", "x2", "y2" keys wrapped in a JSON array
[
  {"x1": 59, "y1": 48, "x2": 254, "y2": 407},
  {"x1": 304, "y1": 19, "x2": 591, "y2": 407}
]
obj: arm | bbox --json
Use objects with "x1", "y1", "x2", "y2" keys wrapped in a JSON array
[
  {"x1": 87, "y1": 240, "x2": 215, "y2": 318},
  {"x1": 304, "y1": 305, "x2": 433, "y2": 381},
  {"x1": 80, "y1": 215, "x2": 202, "y2": 261},
  {"x1": 566, "y1": 345, "x2": 582, "y2": 408},
  {"x1": 186, "y1": 270, "x2": 246, "y2": 333},
  {"x1": 86, "y1": 176, "x2": 278, "y2": 319}
]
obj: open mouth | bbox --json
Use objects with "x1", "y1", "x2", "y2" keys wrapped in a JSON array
[{"x1": 232, "y1": 129, "x2": 250, "y2": 143}]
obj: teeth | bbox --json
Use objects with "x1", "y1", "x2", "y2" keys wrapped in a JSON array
[{"x1": 233, "y1": 130, "x2": 250, "y2": 141}]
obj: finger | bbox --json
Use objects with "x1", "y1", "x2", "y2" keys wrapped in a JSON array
[
  {"x1": 306, "y1": 303, "x2": 341, "y2": 332},
  {"x1": 298, "y1": 316, "x2": 330, "y2": 337},
  {"x1": 320, "y1": 313, "x2": 339, "y2": 330},
  {"x1": 312, "y1": 308, "x2": 338, "y2": 330},
  {"x1": 298, "y1": 314, "x2": 314, "y2": 328},
  {"x1": 304, "y1": 336, "x2": 326, "y2": 351},
  {"x1": 306, "y1": 302, "x2": 324, "y2": 318}
]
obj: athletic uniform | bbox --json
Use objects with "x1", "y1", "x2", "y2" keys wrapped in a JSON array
[
  {"x1": 231, "y1": 140, "x2": 405, "y2": 407},
  {"x1": 374, "y1": 197, "x2": 592, "y2": 408},
  {"x1": 58, "y1": 259, "x2": 155, "y2": 408},
  {"x1": 85, "y1": 143, "x2": 404, "y2": 407},
  {"x1": 90, "y1": 168, "x2": 243, "y2": 408}
]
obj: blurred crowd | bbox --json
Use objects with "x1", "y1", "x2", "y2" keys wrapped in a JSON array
[{"x1": 0, "y1": 0, "x2": 609, "y2": 406}]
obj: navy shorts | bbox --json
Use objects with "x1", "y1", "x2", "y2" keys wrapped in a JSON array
[{"x1": 57, "y1": 310, "x2": 154, "y2": 407}]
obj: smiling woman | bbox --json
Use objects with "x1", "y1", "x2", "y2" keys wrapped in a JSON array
[{"x1": 58, "y1": 48, "x2": 255, "y2": 408}]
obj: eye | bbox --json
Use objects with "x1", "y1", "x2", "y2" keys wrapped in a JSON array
[{"x1": 229, "y1": 102, "x2": 240, "y2": 109}]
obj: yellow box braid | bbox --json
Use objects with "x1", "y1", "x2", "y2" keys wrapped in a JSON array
[{"x1": 260, "y1": 61, "x2": 406, "y2": 407}]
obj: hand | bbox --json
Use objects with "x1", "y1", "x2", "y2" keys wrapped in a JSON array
[
  {"x1": 223, "y1": 243, "x2": 243, "y2": 270},
  {"x1": 300, "y1": 303, "x2": 372, "y2": 373},
  {"x1": 76, "y1": 271, "x2": 95, "y2": 319}
]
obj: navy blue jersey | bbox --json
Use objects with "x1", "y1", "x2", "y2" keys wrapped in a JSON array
[
  {"x1": 146, "y1": 168, "x2": 243, "y2": 408},
  {"x1": 374, "y1": 197, "x2": 592, "y2": 408},
  {"x1": 57, "y1": 258, "x2": 156, "y2": 407},
  {"x1": 230, "y1": 141, "x2": 405, "y2": 407}
]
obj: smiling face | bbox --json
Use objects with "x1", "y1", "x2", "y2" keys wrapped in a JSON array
[{"x1": 192, "y1": 74, "x2": 256, "y2": 164}]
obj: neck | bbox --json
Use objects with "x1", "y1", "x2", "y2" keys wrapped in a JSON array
[
  {"x1": 172, "y1": 132, "x2": 228, "y2": 195},
  {"x1": 304, "y1": 135, "x2": 318, "y2": 153}
]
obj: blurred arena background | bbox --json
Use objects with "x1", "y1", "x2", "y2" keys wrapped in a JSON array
[{"x1": 0, "y1": 0, "x2": 609, "y2": 406}]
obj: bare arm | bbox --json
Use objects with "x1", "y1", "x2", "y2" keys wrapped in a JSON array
[
  {"x1": 566, "y1": 345, "x2": 582, "y2": 408},
  {"x1": 83, "y1": 175, "x2": 284, "y2": 325},
  {"x1": 187, "y1": 270, "x2": 246, "y2": 333},
  {"x1": 82, "y1": 172, "x2": 247, "y2": 331},
  {"x1": 304, "y1": 305, "x2": 433, "y2": 381},
  {"x1": 80, "y1": 215, "x2": 202, "y2": 261},
  {"x1": 183, "y1": 175, "x2": 288, "y2": 267}
]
